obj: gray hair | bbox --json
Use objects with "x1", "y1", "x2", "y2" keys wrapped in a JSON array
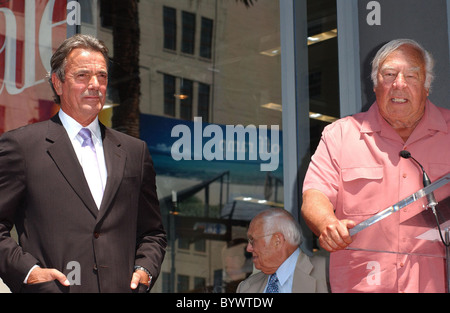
[
  {"x1": 257, "y1": 208, "x2": 302, "y2": 246},
  {"x1": 371, "y1": 39, "x2": 435, "y2": 90},
  {"x1": 48, "y1": 34, "x2": 109, "y2": 104}
]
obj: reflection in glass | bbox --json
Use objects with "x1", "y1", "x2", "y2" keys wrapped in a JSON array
[{"x1": 93, "y1": 0, "x2": 283, "y2": 293}]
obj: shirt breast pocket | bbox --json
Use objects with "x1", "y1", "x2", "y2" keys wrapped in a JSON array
[{"x1": 341, "y1": 166, "x2": 383, "y2": 216}]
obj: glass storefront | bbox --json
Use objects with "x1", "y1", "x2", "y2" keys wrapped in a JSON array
[
  {"x1": 306, "y1": 0, "x2": 339, "y2": 153},
  {"x1": 85, "y1": 0, "x2": 285, "y2": 293},
  {"x1": 0, "y1": 0, "x2": 339, "y2": 293},
  {"x1": 0, "y1": 0, "x2": 66, "y2": 132},
  {"x1": 2, "y1": 0, "x2": 450, "y2": 295}
]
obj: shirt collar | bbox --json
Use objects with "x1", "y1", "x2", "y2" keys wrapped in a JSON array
[
  {"x1": 417, "y1": 100, "x2": 448, "y2": 133},
  {"x1": 275, "y1": 248, "x2": 299, "y2": 286},
  {"x1": 58, "y1": 109, "x2": 102, "y2": 144},
  {"x1": 360, "y1": 102, "x2": 382, "y2": 134}
]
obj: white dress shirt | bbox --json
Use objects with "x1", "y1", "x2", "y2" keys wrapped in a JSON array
[
  {"x1": 263, "y1": 248, "x2": 299, "y2": 293},
  {"x1": 58, "y1": 109, "x2": 108, "y2": 196}
]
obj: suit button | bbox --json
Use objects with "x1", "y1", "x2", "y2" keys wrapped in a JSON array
[
  {"x1": 93, "y1": 264, "x2": 98, "y2": 271},
  {"x1": 94, "y1": 232, "x2": 100, "y2": 238}
]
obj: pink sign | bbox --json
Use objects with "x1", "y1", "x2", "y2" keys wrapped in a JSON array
[{"x1": 0, "y1": 0, "x2": 67, "y2": 133}]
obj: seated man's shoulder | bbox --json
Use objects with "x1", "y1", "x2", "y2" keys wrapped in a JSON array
[{"x1": 236, "y1": 271, "x2": 266, "y2": 293}]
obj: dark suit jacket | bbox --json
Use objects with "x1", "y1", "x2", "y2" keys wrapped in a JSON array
[
  {"x1": 236, "y1": 251, "x2": 329, "y2": 293},
  {"x1": 0, "y1": 115, "x2": 167, "y2": 293}
]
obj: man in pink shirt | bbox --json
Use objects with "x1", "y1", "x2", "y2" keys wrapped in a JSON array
[{"x1": 301, "y1": 39, "x2": 450, "y2": 292}]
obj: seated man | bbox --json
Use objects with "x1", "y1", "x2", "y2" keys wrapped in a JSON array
[{"x1": 236, "y1": 208, "x2": 329, "y2": 293}]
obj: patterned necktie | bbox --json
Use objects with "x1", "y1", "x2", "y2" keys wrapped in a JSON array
[
  {"x1": 78, "y1": 128, "x2": 104, "y2": 209},
  {"x1": 266, "y1": 273, "x2": 279, "y2": 293}
]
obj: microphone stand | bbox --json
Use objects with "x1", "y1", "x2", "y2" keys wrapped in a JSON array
[
  {"x1": 419, "y1": 174, "x2": 450, "y2": 293},
  {"x1": 400, "y1": 151, "x2": 450, "y2": 292},
  {"x1": 428, "y1": 197, "x2": 450, "y2": 293}
]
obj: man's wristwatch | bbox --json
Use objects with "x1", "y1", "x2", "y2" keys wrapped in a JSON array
[{"x1": 134, "y1": 265, "x2": 152, "y2": 291}]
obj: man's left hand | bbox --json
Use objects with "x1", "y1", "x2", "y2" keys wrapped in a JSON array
[{"x1": 130, "y1": 269, "x2": 150, "y2": 290}]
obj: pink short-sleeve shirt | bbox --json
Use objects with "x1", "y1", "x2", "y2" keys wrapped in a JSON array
[{"x1": 303, "y1": 101, "x2": 450, "y2": 292}]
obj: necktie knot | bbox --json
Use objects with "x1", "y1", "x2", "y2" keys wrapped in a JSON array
[{"x1": 79, "y1": 128, "x2": 94, "y2": 148}]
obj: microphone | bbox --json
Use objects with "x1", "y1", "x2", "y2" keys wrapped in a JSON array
[
  {"x1": 400, "y1": 151, "x2": 450, "y2": 248},
  {"x1": 399, "y1": 150, "x2": 438, "y2": 210}
]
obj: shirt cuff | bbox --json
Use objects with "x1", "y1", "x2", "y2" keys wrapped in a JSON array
[{"x1": 23, "y1": 265, "x2": 39, "y2": 284}]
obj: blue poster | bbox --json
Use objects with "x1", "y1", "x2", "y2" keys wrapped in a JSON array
[{"x1": 140, "y1": 114, "x2": 283, "y2": 186}]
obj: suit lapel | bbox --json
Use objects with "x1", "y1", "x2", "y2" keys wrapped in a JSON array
[
  {"x1": 292, "y1": 252, "x2": 317, "y2": 293},
  {"x1": 259, "y1": 275, "x2": 269, "y2": 293},
  {"x1": 46, "y1": 115, "x2": 99, "y2": 218},
  {"x1": 97, "y1": 126, "x2": 126, "y2": 221}
]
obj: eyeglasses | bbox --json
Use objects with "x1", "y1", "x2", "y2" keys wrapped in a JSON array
[
  {"x1": 247, "y1": 233, "x2": 275, "y2": 246},
  {"x1": 380, "y1": 71, "x2": 421, "y2": 85}
]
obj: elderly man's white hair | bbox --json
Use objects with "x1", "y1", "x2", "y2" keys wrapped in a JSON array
[
  {"x1": 371, "y1": 38, "x2": 435, "y2": 91},
  {"x1": 255, "y1": 208, "x2": 302, "y2": 246}
]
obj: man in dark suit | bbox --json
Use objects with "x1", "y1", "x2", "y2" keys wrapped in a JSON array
[
  {"x1": 0, "y1": 34, "x2": 167, "y2": 293},
  {"x1": 237, "y1": 208, "x2": 328, "y2": 293}
]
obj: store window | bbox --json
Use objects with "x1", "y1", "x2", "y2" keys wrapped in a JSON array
[
  {"x1": 0, "y1": 0, "x2": 66, "y2": 133},
  {"x1": 79, "y1": 0, "x2": 284, "y2": 293},
  {"x1": 307, "y1": 0, "x2": 339, "y2": 153},
  {"x1": 0, "y1": 0, "x2": 344, "y2": 294}
]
